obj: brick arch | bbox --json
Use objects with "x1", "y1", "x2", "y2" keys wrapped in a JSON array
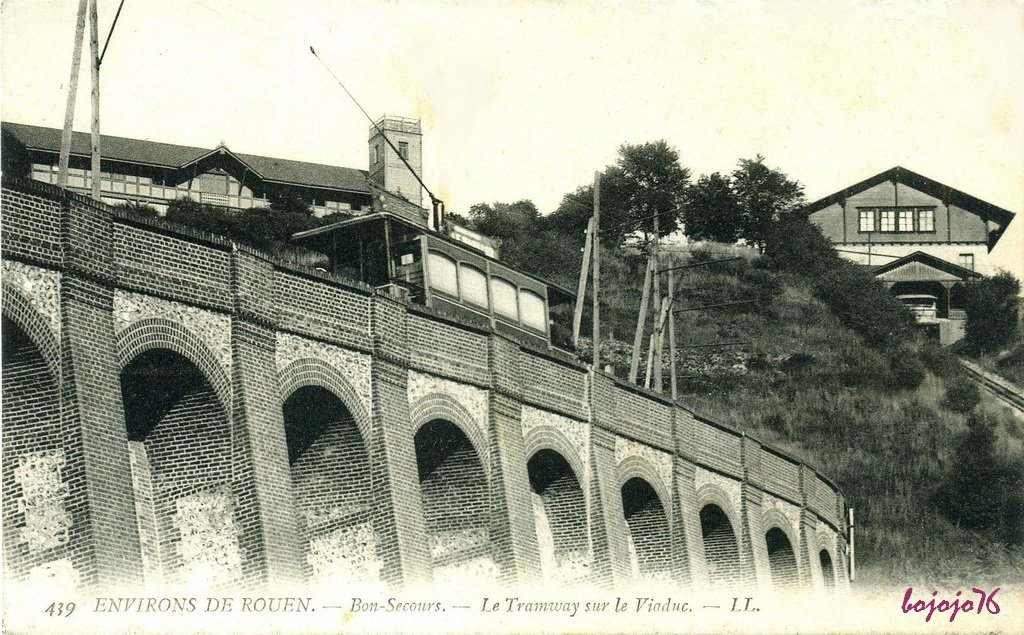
[
  {"x1": 815, "y1": 532, "x2": 839, "y2": 590},
  {"x1": 409, "y1": 393, "x2": 488, "y2": 466},
  {"x1": 619, "y1": 474, "x2": 672, "y2": 582},
  {"x1": 1, "y1": 282, "x2": 59, "y2": 378},
  {"x1": 817, "y1": 543, "x2": 838, "y2": 591},
  {"x1": 115, "y1": 318, "x2": 231, "y2": 413},
  {"x1": 696, "y1": 484, "x2": 741, "y2": 531},
  {"x1": 278, "y1": 357, "x2": 371, "y2": 445},
  {"x1": 522, "y1": 427, "x2": 587, "y2": 492},
  {"x1": 696, "y1": 484, "x2": 744, "y2": 588},
  {"x1": 617, "y1": 457, "x2": 672, "y2": 522},
  {"x1": 762, "y1": 511, "x2": 800, "y2": 590},
  {"x1": 761, "y1": 509, "x2": 800, "y2": 555}
]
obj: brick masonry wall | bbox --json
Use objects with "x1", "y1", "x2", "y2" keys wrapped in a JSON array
[
  {"x1": 1, "y1": 321, "x2": 69, "y2": 583},
  {"x1": 1, "y1": 179, "x2": 849, "y2": 594}
]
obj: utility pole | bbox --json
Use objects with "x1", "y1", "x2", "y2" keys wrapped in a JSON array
[
  {"x1": 591, "y1": 172, "x2": 601, "y2": 370},
  {"x1": 667, "y1": 269, "x2": 678, "y2": 400},
  {"x1": 89, "y1": 0, "x2": 101, "y2": 201},
  {"x1": 572, "y1": 217, "x2": 595, "y2": 348},
  {"x1": 651, "y1": 213, "x2": 663, "y2": 391},
  {"x1": 628, "y1": 257, "x2": 652, "y2": 383},
  {"x1": 58, "y1": 0, "x2": 89, "y2": 189}
]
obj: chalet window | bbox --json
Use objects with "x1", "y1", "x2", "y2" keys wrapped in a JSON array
[
  {"x1": 918, "y1": 209, "x2": 935, "y2": 232},
  {"x1": 879, "y1": 210, "x2": 896, "y2": 232},
  {"x1": 490, "y1": 277, "x2": 519, "y2": 320},
  {"x1": 398, "y1": 141, "x2": 409, "y2": 160},
  {"x1": 859, "y1": 210, "x2": 874, "y2": 232},
  {"x1": 519, "y1": 289, "x2": 547, "y2": 331},
  {"x1": 897, "y1": 209, "x2": 914, "y2": 232},
  {"x1": 427, "y1": 251, "x2": 458, "y2": 296},
  {"x1": 459, "y1": 264, "x2": 488, "y2": 307},
  {"x1": 958, "y1": 254, "x2": 974, "y2": 271}
]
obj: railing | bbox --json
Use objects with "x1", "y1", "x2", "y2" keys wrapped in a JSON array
[{"x1": 372, "y1": 115, "x2": 421, "y2": 134}]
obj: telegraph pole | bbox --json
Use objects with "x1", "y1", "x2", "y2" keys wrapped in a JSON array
[
  {"x1": 651, "y1": 213, "x2": 662, "y2": 391},
  {"x1": 58, "y1": 0, "x2": 89, "y2": 189},
  {"x1": 591, "y1": 172, "x2": 601, "y2": 370},
  {"x1": 89, "y1": 0, "x2": 102, "y2": 201}
]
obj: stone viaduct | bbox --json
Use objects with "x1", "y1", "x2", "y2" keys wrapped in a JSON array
[{"x1": 1, "y1": 176, "x2": 850, "y2": 594}]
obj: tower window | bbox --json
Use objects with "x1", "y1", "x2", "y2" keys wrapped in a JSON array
[
  {"x1": 373, "y1": 144, "x2": 381, "y2": 165},
  {"x1": 398, "y1": 141, "x2": 409, "y2": 160}
]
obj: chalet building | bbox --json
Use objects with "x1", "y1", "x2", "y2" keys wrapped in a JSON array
[
  {"x1": 1, "y1": 118, "x2": 572, "y2": 350},
  {"x1": 1, "y1": 116, "x2": 438, "y2": 219},
  {"x1": 806, "y1": 166, "x2": 1015, "y2": 343}
]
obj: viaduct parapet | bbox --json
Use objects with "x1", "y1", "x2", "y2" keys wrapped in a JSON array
[{"x1": 1, "y1": 177, "x2": 849, "y2": 594}]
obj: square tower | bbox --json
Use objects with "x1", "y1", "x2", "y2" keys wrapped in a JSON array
[{"x1": 368, "y1": 116, "x2": 423, "y2": 207}]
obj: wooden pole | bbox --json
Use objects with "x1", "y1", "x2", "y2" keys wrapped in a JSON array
[
  {"x1": 628, "y1": 257, "x2": 653, "y2": 383},
  {"x1": 88, "y1": 0, "x2": 101, "y2": 201},
  {"x1": 668, "y1": 270, "x2": 678, "y2": 400},
  {"x1": 652, "y1": 214, "x2": 662, "y2": 391},
  {"x1": 58, "y1": 0, "x2": 89, "y2": 189},
  {"x1": 572, "y1": 217, "x2": 595, "y2": 347},
  {"x1": 644, "y1": 332, "x2": 656, "y2": 389},
  {"x1": 591, "y1": 172, "x2": 601, "y2": 370}
]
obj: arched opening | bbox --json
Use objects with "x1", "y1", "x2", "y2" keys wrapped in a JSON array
[
  {"x1": 527, "y1": 449, "x2": 590, "y2": 583},
  {"x1": 284, "y1": 386, "x2": 379, "y2": 586},
  {"x1": 765, "y1": 527, "x2": 799, "y2": 590},
  {"x1": 699, "y1": 503, "x2": 741, "y2": 587},
  {"x1": 621, "y1": 477, "x2": 671, "y2": 582},
  {"x1": 819, "y1": 549, "x2": 836, "y2": 591},
  {"x1": 121, "y1": 348, "x2": 238, "y2": 588},
  {"x1": 414, "y1": 419, "x2": 495, "y2": 582},
  {"x1": 2, "y1": 317, "x2": 65, "y2": 582}
]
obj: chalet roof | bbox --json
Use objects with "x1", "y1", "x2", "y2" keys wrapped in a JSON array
[
  {"x1": 804, "y1": 166, "x2": 1015, "y2": 228},
  {"x1": 871, "y1": 250, "x2": 983, "y2": 282},
  {"x1": 1, "y1": 121, "x2": 370, "y2": 194}
]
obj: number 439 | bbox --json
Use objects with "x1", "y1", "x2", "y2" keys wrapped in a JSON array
[{"x1": 45, "y1": 602, "x2": 76, "y2": 617}]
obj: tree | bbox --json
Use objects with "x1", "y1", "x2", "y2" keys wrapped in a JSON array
[
  {"x1": 763, "y1": 214, "x2": 838, "y2": 276},
  {"x1": 603, "y1": 140, "x2": 690, "y2": 244},
  {"x1": 963, "y1": 271, "x2": 1021, "y2": 354},
  {"x1": 732, "y1": 155, "x2": 805, "y2": 251},
  {"x1": 466, "y1": 200, "x2": 540, "y2": 245},
  {"x1": 683, "y1": 172, "x2": 741, "y2": 243}
]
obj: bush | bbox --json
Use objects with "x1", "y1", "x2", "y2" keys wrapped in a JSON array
[
  {"x1": 935, "y1": 412, "x2": 1024, "y2": 545},
  {"x1": 919, "y1": 340, "x2": 964, "y2": 378},
  {"x1": 814, "y1": 262, "x2": 916, "y2": 349},
  {"x1": 890, "y1": 352, "x2": 925, "y2": 391},
  {"x1": 942, "y1": 377, "x2": 981, "y2": 413},
  {"x1": 963, "y1": 272, "x2": 1021, "y2": 354},
  {"x1": 764, "y1": 214, "x2": 838, "y2": 277}
]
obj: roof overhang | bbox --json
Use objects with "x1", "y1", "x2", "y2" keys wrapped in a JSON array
[
  {"x1": 872, "y1": 251, "x2": 982, "y2": 283},
  {"x1": 805, "y1": 166, "x2": 1016, "y2": 230}
]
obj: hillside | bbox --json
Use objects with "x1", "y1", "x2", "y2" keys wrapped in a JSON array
[{"x1": 579, "y1": 238, "x2": 1024, "y2": 588}]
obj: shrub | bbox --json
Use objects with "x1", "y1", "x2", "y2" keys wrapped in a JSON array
[
  {"x1": 963, "y1": 272, "x2": 1021, "y2": 354},
  {"x1": 942, "y1": 377, "x2": 981, "y2": 413},
  {"x1": 919, "y1": 340, "x2": 964, "y2": 378},
  {"x1": 813, "y1": 262, "x2": 916, "y2": 349},
  {"x1": 935, "y1": 412, "x2": 1024, "y2": 545},
  {"x1": 890, "y1": 352, "x2": 925, "y2": 391},
  {"x1": 764, "y1": 214, "x2": 838, "y2": 277}
]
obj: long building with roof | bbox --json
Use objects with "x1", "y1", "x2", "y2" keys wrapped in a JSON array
[{"x1": 1, "y1": 117, "x2": 421, "y2": 218}]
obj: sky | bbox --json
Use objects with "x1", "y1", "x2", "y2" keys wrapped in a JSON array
[{"x1": 2, "y1": 0, "x2": 1022, "y2": 278}]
